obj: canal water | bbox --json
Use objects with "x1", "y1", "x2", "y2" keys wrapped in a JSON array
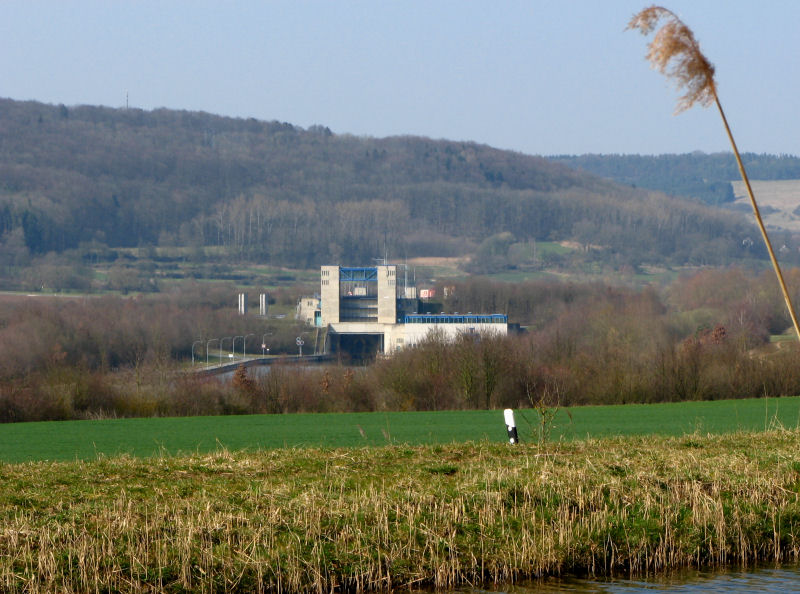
[{"x1": 452, "y1": 565, "x2": 800, "y2": 592}]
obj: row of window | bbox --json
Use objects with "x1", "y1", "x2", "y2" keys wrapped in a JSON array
[{"x1": 403, "y1": 314, "x2": 507, "y2": 324}]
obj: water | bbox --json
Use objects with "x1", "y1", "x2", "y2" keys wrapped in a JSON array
[{"x1": 452, "y1": 565, "x2": 800, "y2": 592}]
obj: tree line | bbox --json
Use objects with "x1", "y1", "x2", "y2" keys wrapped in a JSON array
[{"x1": 2, "y1": 269, "x2": 799, "y2": 422}]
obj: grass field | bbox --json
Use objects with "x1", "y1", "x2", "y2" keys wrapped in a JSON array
[
  {"x1": 2, "y1": 396, "x2": 799, "y2": 463},
  {"x1": 3, "y1": 431, "x2": 800, "y2": 591},
  {"x1": 731, "y1": 179, "x2": 800, "y2": 231}
]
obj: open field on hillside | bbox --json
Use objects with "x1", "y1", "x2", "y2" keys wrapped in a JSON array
[
  {"x1": 2, "y1": 396, "x2": 800, "y2": 463},
  {"x1": 2, "y1": 431, "x2": 800, "y2": 592},
  {"x1": 732, "y1": 179, "x2": 800, "y2": 231}
]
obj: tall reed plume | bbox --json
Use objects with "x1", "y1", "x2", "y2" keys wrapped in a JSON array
[{"x1": 628, "y1": 6, "x2": 800, "y2": 342}]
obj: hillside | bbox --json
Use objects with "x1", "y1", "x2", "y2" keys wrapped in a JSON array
[
  {"x1": 551, "y1": 152, "x2": 800, "y2": 207},
  {"x1": 730, "y1": 179, "x2": 800, "y2": 233},
  {"x1": 0, "y1": 98, "x2": 761, "y2": 275}
]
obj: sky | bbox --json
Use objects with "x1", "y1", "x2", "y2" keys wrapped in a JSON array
[{"x1": 1, "y1": 1, "x2": 798, "y2": 157}]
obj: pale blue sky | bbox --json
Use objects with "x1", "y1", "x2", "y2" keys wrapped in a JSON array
[{"x1": 1, "y1": 1, "x2": 797, "y2": 156}]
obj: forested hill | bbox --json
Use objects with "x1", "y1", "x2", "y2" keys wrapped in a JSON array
[
  {"x1": 0, "y1": 98, "x2": 759, "y2": 269},
  {"x1": 551, "y1": 153, "x2": 800, "y2": 206}
]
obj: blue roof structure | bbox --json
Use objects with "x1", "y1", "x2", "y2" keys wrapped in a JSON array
[{"x1": 340, "y1": 267, "x2": 378, "y2": 282}]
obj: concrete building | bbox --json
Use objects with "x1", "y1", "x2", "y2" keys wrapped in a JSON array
[
  {"x1": 296, "y1": 297, "x2": 321, "y2": 326},
  {"x1": 313, "y1": 265, "x2": 507, "y2": 358}
]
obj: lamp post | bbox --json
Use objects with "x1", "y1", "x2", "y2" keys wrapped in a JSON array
[
  {"x1": 206, "y1": 338, "x2": 219, "y2": 368},
  {"x1": 191, "y1": 340, "x2": 203, "y2": 365},
  {"x1": 262, "y1": 333, "x2": 272, "y2": 357},
  {"x1": 221, "y1": 337, "x2": 232, "y2": 364},
  {"x1": 233, "y1": 335, "x2": 244, "y2": 360},
  {"x1": 243, "y1": 333, "x2": 255, "y2": 359}
]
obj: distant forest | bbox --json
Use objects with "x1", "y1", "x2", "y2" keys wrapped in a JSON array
[
  {"x1": 0, "y1": 98, "x2": 781, "y2": 275},
  {"x1": 551, "y1": 153, "x2": 800, "y2": 206}
]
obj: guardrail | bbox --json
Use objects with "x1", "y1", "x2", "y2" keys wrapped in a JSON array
[{"x1": 190, "y1": 354, "x2": 333, "y2": 377}]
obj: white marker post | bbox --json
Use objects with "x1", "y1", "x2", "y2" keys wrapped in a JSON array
[{"x1": 504, "y1": 409, "x2": 519, "y2": 444}]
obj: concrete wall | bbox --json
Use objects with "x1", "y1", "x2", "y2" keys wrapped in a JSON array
[
  {"x1": 392, "y1": 322, "x2": 507, "y2": 352},
  {"x1": 377, "y1": 265, "x2": 397, "y2": 323},
  {"x1": 329, "y1": 320, "x2": 507, "y2": 355},
  {"x1": 320, "y1": 265, "x2": 339, "y2": 324}
]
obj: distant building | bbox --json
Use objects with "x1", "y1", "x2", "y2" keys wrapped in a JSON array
[
  {"x1": 296, "y1": 296, "x2": 321, "y2": 326},
  {"x1": 303, "y1": 264, "x2": 507, "y2": 359}
]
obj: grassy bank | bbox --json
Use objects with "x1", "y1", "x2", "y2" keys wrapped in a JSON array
[
  {"x1": 3, "y1": 396, "x2": 800, "y2": 463},
  {"x1": 2, "y1": 431, "x2": 800, "y2": 592}
]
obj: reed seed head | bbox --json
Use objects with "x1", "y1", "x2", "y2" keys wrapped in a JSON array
[{"x1": 628, "y1": 5, "x2": 717, "y2": 113}]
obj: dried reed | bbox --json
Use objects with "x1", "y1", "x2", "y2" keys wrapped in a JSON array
[
  {"x1": 628, "y1": 6, "x2": 800, "y2": 341},
  {"x1": 1, "y1": 432, "x2": 800, "y2": 592}
]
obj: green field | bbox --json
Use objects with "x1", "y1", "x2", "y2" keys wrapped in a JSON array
[
  {"x1": 4, "y1": 431, "x2": 800, "y2": 591},
  {"x1": 2, "y1": 396, "x2": 799, "y2": 463}
]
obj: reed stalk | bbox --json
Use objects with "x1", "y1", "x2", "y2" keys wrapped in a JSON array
[{"x1": 628, "y1": 5, "x2": 800, "y2": 342}]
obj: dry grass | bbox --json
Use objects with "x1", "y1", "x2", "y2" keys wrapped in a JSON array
[
  {"x1": 2, "y1": 431, "x2": 800, "y2": 592},
  {"x1": 627, "y1": 6, "x2": 716, "y2": 113},
  {"x1": 404, "y1": 257, "x2": 468, "y2": 268}
]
